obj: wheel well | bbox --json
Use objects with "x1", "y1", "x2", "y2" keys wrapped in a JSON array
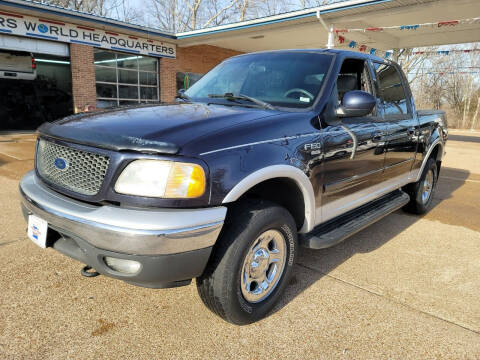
[
  {"x1": 236, "y1": 178, "x2": 305, "y2": 230},
  {"x1": 430, "y1": 144, "x2": 440, "y2": 161},
  {"x1": 429, "y1": 143, "x2": 443, "y2": 177}
]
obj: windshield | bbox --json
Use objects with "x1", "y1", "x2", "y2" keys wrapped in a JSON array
[{"x1": 184, "y1": 52, "x2": 333, "y2": 109}]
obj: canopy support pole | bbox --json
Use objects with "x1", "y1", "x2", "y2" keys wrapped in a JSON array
[{"x1": 316, "y1": 10, "x2": 334, "y2": 49}]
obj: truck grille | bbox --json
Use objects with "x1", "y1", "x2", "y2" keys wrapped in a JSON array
[{"x1": 36, "y1": 139, "x2": 110, "y2": 196}]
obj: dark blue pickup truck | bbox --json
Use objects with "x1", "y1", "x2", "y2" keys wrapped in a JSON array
[{"x1": 20, "y1": 49, "x2": 447, "y2": 324}]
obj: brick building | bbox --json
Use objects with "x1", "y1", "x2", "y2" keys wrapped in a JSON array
[{"x1": 0, "y1": 0, "x2": 243, "y2": 131}]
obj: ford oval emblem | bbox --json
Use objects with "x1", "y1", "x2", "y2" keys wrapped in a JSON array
[{"x1": 54, "y1": 158, "x2": 68, "y2": 171}]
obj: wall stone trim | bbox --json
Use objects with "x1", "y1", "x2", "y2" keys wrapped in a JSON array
[{"x1": 70, "y1": 44, "x2": 96, "y2": 113}]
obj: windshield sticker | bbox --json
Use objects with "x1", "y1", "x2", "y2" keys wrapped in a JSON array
[{"x1": 299, "y1": 97, "x2": 311, "y2": 103}]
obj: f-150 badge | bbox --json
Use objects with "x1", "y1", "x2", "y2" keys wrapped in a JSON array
[{"x1": 304, "y1": 142, "x2": 322, "y2": 155}]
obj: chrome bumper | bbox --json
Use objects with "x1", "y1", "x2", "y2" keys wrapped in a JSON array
[{"x1": 20, "y1": 171, "x2": 227, "y2": 256}]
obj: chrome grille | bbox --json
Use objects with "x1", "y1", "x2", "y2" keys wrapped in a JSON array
[{"x1": 36, "y1": 139, "x2": 110, "y2": 196}]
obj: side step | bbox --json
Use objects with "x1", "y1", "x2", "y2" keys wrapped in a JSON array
[{"x1": 300, "y1": 190, "x2": 410, "y2": 249}]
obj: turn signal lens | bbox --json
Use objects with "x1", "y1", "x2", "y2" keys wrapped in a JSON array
[{"x1": 165, "y1": 162, "x2": 206, "y2": 198}]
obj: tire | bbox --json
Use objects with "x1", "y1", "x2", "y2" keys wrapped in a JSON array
[
  {"x1": 196, "y1": 199, "x2": 298, "y2": 325},
  {"x1": 403, "y1": 157, "x2": 438, "y2": 214}
]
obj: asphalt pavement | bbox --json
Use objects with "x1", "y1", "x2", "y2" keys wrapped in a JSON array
[{"x1": 0, "y1": 130, "x2": 479, "y2": 359}]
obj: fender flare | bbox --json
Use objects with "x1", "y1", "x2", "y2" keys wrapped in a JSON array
[
  {"x1": 414, "y1": 138, "x2": 444, "y2": 182},
  {"x1": 222, "y1": 165, "x2": 316, "y2": 233}
]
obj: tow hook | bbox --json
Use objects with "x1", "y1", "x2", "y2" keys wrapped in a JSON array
[{"x1": 81, "y1": 265, "x2": 100, "y2": 278}]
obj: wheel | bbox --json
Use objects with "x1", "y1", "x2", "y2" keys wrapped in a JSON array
[
  {"x1": 403, "y1": 158, "x2": 438, "y2": 214},
  {"x1": 196, "y1": 200, "x2": 298, "y2": 325}
]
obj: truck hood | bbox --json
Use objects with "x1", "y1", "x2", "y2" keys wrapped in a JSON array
[{"x1": 39, "y1": 103, "x2": 280, "y2": 155}]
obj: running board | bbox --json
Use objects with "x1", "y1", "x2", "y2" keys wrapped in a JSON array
[{"x1": 300, "y1": 190, "x2": 410, "y2": 249}]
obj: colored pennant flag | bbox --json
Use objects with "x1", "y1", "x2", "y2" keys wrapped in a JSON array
[
  {"x1": 438, "y1": 20, "x2": 459, "y2": 27},
  {"x1": 400, "y1": 24, "x2": 419, "y2": 30}
]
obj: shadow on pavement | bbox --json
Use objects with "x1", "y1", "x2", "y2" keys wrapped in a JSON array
[
  {"x1": 0, "y1": 156, "x2": 7, "y2": 171},
  {"x1": 0, "y1": 154, "x2": 34, "y2": 181},
  {"x1": 448, "y1": 134, "x2": 480, "y2": 144},
  {"x1": 272, "y1": 166, "x2": 470, "y2": 315}
]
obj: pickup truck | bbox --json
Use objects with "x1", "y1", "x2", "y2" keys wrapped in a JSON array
[
  {"x1": 0, "y1": 50, "x2": 36, "y2": 81},
  {"x1": 20, "y1": 49, "x2": 447, "y2": 325}
]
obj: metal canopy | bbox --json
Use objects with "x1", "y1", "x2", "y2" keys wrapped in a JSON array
[
  {"x1": 177, "y1": 0, "x2": 480, "y2": 51},
  {"x1": 1, "y1": 0, "x2": 478, "y2": 51}
]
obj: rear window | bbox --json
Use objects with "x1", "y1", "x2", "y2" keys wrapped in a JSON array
[{"x1": 373, "y1": 63, "x2": 411, "y2": 120}]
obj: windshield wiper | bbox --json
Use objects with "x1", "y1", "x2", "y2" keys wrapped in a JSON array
[{"x1": 208, "y1": 93, "x2": 276, "y2": 110}]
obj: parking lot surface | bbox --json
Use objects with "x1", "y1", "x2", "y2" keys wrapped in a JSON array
[{"x1": 0, "y1": 131, "x2": 479, "y2": 359}]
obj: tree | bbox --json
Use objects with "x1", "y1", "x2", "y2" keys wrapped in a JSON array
[
  {"x1": 46, "y1": 0, "x2": 110, "y2": 16},
  {"x1": 148, "y1": 0, "x2": 244, "y2": 32},
  {"x1": 396, "y1": 48, "x2": 436, "y2": 85},
  {"x1": 146, "y1": 0, "x2": 342, "y2": 33},
  {"x1": 403, "y1": 43, "x2": 480, "y2": 129},
  {"x1": 44, "y1": 0, "x2": 142, "y2": 23}
]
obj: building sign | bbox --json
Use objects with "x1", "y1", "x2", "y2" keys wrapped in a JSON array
[{"x1": 0, "y1": 11, "x2": 176, "y2": 58}]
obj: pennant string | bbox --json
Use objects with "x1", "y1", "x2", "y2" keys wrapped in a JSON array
[
  {"x1": 333, "y1": 16, "x2": 480, "y2": 33},
  {"x1": 332, "y1": 33, "x2": 480, "y2": 58}
]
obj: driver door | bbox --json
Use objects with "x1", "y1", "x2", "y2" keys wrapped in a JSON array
[{"x1": 320, "y1": 59, "x2": 387, "y2": 223}]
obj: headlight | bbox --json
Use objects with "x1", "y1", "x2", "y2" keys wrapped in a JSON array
[{"x1": 114, "y1": 160, "x2": 206, "y2": 198}]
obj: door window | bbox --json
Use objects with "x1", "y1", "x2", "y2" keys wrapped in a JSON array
[
  {"x1": 373, "y1": 62, "x2": 411, "y2": 120},
  {"x1": 337, "y1": 58, "x2": 376, "y2": 115}
]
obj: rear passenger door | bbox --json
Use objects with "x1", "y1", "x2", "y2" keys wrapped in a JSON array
[{"x1": 373, "y1": 62, "x2": 419, "y2": 179}]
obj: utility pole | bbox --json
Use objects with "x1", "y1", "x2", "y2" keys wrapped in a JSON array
[
  {"x1": 471, "y1": 97, "x2": 480, "y2": 131},
  {"x1": 392, "y1": 48, "x2": 401, "y2": 62}
]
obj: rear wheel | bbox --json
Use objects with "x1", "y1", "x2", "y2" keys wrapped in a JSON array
[
  {"x1": 403, "y1": 157, "x2": 438, "y2": 214},
  {"x1": 196, "y1": 200, "x2": 297, "y2": 325}
]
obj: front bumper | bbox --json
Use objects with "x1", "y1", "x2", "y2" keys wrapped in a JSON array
[{"x1": 20, "y1": 171, "x2": 227, "y2": 288}]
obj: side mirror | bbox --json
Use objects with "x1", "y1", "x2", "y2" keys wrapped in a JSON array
[
  {"x1": 176, "y1": 88, "x2": 191, "y2": 102},
  {"x1": 336, "y1": 90, "x2": 376, "y2": 118}
]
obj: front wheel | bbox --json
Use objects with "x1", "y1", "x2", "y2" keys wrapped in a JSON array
[{"x1": 196, "y1": 200, "x2": 297, "y2": 325}]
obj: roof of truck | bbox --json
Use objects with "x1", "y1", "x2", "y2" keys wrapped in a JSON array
[{"x1": 229, "y1": 48, "x2": 388, "y2": 63}]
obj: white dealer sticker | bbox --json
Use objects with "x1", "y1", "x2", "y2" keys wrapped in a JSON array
[{"x1": 27, "y1": 215, "x2": 48, "y2": 248}]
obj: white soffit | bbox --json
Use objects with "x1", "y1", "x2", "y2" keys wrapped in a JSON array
[{"x1": 177, "y1": 0, "x2": 480, "y2": 51}]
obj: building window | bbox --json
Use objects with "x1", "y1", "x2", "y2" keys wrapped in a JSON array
[{"x1": 94, "y1": 49, "x2": 159, "y2": 108}]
